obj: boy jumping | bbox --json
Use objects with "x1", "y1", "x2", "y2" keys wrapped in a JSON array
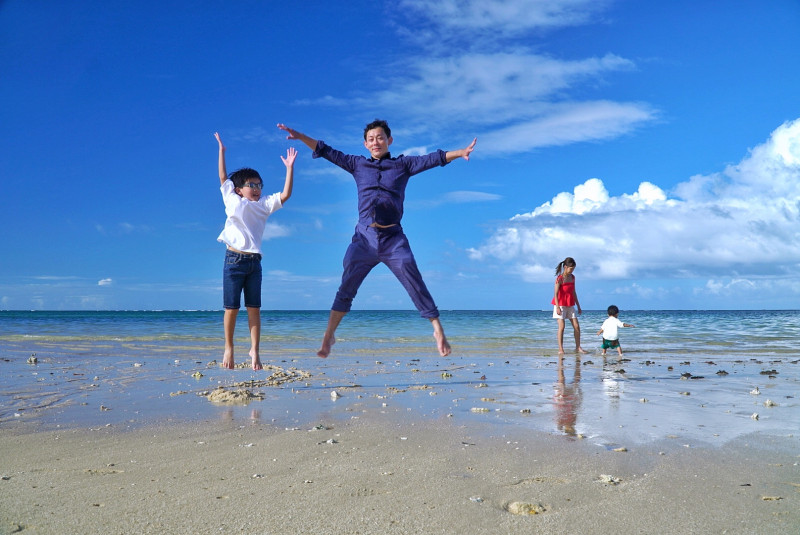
[{"x1": 215, "y1": 132, "x2": 296, "y2": 370}]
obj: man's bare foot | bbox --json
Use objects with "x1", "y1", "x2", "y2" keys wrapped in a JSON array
[
  {"x1": 317, "y1": 335, "x2": 335, "y2": 358},
  {"x1": 222, "y1": 348, "x2": 235, "y2": 369},
  {"x1": 558, "y1": 348, "x2": 565, "y2": 355},
  {"x1": 576, "y1": 346, "x2": 587, "y2": 354},
  {"x1": 250, "y1": 350, "x2": 263, "y2": 371},
  {"x1": 434, "y1": 330, "x2": 451, "y2": 357}
]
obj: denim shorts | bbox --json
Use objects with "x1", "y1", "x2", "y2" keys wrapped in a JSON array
[{"x1": 223, "y1": 250, "x2": 262, "y2": 309}]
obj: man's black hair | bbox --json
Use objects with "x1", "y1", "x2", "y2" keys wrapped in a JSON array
[{"x1": 364, "y1": 119, "x2": 391, "y2": 140}]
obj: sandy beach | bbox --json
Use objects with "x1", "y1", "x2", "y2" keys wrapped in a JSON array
[
  {"x1": 2, "y1": 310, "x2": 799, "y2": 533},
  {"x1": 1, "y1": 410, "x2": 798, "y2": 535}
]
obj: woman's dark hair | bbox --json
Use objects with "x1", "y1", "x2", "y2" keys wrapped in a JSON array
[{"x1": 555, "y1": 257, "x2": 576, "y2": 276}]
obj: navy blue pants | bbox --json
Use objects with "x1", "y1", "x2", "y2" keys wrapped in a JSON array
[
  {"x1": 332, "y1": 224, "x2": 439, "y2": 318},
  {"x1": 222, "y1": 250, "x2": 262, "y2": 309}
]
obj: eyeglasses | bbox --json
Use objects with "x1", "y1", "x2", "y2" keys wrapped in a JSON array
[{"x1": 243, "y1": 182, "x2": 263, "y2": 189}]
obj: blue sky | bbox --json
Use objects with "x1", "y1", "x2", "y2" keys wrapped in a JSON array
[{"x1": 2, "y1": 0, "x2": 800, "y2": 311}]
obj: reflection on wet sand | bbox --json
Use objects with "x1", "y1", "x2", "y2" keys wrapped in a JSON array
[
  {"x1": 601, "y1": 355, "x2": 625, "y2": 408},
  {"x1": 553, "y1": 355, "x2": 582, "y2": 437}
]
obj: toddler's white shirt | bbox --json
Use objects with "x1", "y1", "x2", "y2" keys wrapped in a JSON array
[
  {"x1": 600, "y1": 317, "x2": 625, "y2": 341},
  {"x1": 217, "y1": 180, "x2": 282, "y2": 254}
]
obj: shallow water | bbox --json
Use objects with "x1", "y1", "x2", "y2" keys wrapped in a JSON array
[{"x1": 1, "y1": 310, "x2": 798, "y2": 447}]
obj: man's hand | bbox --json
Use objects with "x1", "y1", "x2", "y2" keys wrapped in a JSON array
[
  {"x1": 462, "y1": 137, "x2": 477, "y2": 161},
  {"x1": 277, "y1": 123, "x2": 299, "y2": 139}
]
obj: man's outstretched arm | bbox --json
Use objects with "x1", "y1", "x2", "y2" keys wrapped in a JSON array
[{"x1": 277, "y1": 124, "x2": 318, "y2": 152}]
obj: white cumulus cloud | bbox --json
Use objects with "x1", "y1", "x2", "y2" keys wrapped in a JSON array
[
  {"x1": 468, "y1": 118, "x2": 800, "y2": 283},
  {"x1": 262, "y1": 222, "x2": 291, "y2": 241}
]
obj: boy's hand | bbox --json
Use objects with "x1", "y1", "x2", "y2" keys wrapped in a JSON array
[
  {"x1": 214, "y1": 132, "x2": 225, "y2": 151},
  {"x1": 281, "y1": 147, "x2": 298, "y2": 167}
]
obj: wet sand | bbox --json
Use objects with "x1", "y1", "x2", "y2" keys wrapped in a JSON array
[{"x1": 2, "y1": 344, "x2": 799, "y2": 533}]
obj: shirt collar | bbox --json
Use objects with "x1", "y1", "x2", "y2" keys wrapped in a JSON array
[{"x1": 369, "y1": 152, "x2": 392, "y2": 162}]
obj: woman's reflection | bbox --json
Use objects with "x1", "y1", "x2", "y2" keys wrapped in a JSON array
[{"x1": 553, "y1": 355, "x2": 582, "y2": 437}]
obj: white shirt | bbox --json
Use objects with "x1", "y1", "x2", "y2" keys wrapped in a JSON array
[
  {"x1": 600, "y1": 317, "x2": 625, "y2": 341},
  {"x1": 217, "y1": 180, "x2": 282, "y2": 254}
]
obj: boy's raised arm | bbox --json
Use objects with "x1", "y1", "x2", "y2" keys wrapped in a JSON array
[
  {"x1": 277, "y1": 123, "x2": 318, "y2": 152},
  {"x1": 214, "y1": 132, "x2": 227, "y2": 185},
  {"x1": 279, "y1": 147, "x2": 297, "y2": 204},
  {"x1": 445, "y1": 137, "x2": 477, "y2": 163}
]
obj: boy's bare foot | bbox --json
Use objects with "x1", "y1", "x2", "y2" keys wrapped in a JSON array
[
  {"x1": 222, "y1": 348, "x2": 235, "y2": 369},
  {"x1": 434, "y1": 330, "x2": 451, "y2": 357},
  {"x1": 250, "y1": 350, "x2": 263, "y2": 371},
  {"x1": 317, "y1": 335, "x2": 335, "y2": 358}
]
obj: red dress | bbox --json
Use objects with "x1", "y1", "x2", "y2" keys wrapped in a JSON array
[{"x1": 551, "y1": 275, "x2": 576, "y2": 306}]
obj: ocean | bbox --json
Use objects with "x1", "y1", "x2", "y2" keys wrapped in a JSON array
[{"x1": 1, "y1": 310, "x2": 798, "y2": 447}]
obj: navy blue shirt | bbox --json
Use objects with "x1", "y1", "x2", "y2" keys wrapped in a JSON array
[{"x1": 313, "y1": 140, "x2": 449, "y2": 227}]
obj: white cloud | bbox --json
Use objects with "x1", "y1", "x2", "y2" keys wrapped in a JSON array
[
  {"x1": 98, "y1": 278, "x2": 113, "y2": 286},
  {"x1": 469, "y1": 118, "x2": 800, "y2": 283},
  {"x1": 96, "y1": 223, "x2": 151, "y2": 235},
  {"x1": 371, "y1": 54, "x2": 644, "y2": 131},
  {"x1": 478, "y1": 100, "x2": 655, "y2": 154},
  {"x1": 262, "y1": 222, "x2": 291, "y2": 241},
  {"x1": 410, "y1": 189, "x2": 502, "y2": 210},
  {"x1": 303, "y1": 1, "x2": 655, "y2": 155},
  {"x1": 265, "y1": 270, "x2": 337, "y2": 284},
  {"x1": 400, "y1": 145, "x2": 429, "y2": 156},
  {"x1": 292, "y1": 95, "x2": 350, "y2": 107},
  {"x1": 119, "y1": 222, "x2": 151, "y2": 233},
  {"x1": 518, "y1": 178, "x2": 673, "y2": 217},
  {"x1": 702, "y1": 278, "x2": 756, "y2": 295},
  {"x1": 400, "y1": 0, "x2": 606, "y2": 32},
  {"x1": 443, "y1": 191, "x2": 502, "y2": 203}
]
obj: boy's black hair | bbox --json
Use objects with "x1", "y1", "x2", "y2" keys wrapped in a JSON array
[
  {"x1": 607, "y1": 305, "x2": 620, "y2": 316},
  {"x1": 364, "y1": 119, "x2": 391, "y2": 140},
  {"x1": 228, "y1": 167, "x2": 262, "y2": 189}
]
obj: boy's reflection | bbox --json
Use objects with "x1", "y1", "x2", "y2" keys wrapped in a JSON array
[{"x1": 553, "y1": 355, "x2": 582, "y2": 437}]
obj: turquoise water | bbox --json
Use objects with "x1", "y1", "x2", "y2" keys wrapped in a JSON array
[
  {"x1": 1, "y1": 310, "x2": 798, "y2": 447},
  {"x1": 4, "y1": 309, "x2": 799, "y2": 354}
]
